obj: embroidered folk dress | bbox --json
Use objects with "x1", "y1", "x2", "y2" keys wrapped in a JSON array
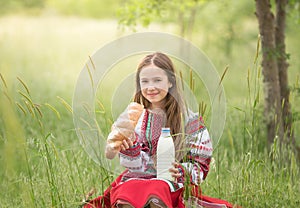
[{"x1": 84, "y1": 109, "x2": 235, "y2": 208}]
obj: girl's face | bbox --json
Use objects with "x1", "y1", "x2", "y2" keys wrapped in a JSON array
[{"x1": 139, "y1": 65, "x2": 172, "y2": 109}]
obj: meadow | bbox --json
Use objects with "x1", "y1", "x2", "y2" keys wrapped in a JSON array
[{"x1": 0, "y1": 13, "x2": 300, "y2": 208}]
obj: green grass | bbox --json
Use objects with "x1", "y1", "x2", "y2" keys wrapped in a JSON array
[{"x1": 0, "y1": 15, "x2": 299, "y2": 207}]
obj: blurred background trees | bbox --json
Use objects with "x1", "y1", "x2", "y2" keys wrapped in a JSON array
[
  {"x1": 255, "y1": 0, "x2": 298, "y2": 150},
  {"x1": 0, "y1": 0, "x2": 122, "y2": 18},
  {"x1": 0, "y1": 0, "x2": 45, "y2": 14},
  {"x1": 117, "y1": 0, "x2": 300, "y2": 153}
]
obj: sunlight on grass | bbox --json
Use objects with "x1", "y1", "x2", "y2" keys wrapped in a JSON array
[{"x1": 0, "y1": 14, "x2": 299, "y2": 207}]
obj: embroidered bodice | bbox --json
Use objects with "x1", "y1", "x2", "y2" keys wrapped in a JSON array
[{"x1": 118, "y1": 109, "x2": 213, "y2": 185}]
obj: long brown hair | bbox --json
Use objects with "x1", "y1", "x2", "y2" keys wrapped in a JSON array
[{"x1": 134, "y1": 52, "x2": 185, "y2": 160}]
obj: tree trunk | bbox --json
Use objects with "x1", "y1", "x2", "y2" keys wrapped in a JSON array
[
  {"x1": 177, "y1": 0, "x2": 186, "y2": 37},
  {"x1": 255, "y1": 0, "x2": 284, "y2": 145},
  {"x1": 275, "y1": 0, "x2": 295, "y2": 144},
  {"x1": 187, "y1": 5, "x2": 197, "y2": 40}
]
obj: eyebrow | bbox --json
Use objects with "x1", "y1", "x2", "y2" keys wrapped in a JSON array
[{"x1": 140, "y1": 76, "x2": 163, "y2": 79}]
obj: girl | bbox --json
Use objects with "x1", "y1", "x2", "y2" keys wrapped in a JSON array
[{"x1": 84, "y1": 52, "x2": 236, "y2": 208}]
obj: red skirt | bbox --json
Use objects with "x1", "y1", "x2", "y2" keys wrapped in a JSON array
[{"x1": 83, "y1": 171, "x2": 238, "y2": 208}]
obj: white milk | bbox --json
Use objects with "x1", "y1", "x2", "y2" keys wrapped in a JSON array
[{"x1": 156, "y1": 127, "x2": 175, "y2": 180}]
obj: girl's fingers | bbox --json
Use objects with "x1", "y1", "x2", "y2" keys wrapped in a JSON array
[
  {"x1": 169, "y1": 167, "x2": 179, "y2": 174},
  {"x1": 169, "y1": 167, "x2": 181, "y2": 178},
  {"x1": 127, "y1": 138, "x2": 133, "y2": 147},
  {"x1": 171, "y1": 172, "x2": 182, "y2": 178},
  {"x1": 121, "y1": 139, "x2": 133, "y2": 150},
  {"x1": 172, "y1": 162, "x2": 179, "y2": 168},
  {"x1": 169, "y1": 163, "x2": 183, "y2": 179},
  {"x1": 122, "y1": 140, "x2": 129, "y2": 149}
]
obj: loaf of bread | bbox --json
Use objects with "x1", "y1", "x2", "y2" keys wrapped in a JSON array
[
  {"x1": 106, "y1": 102, "x2": 144, "y2": 150},
  {"x1": 128, "y1": 102, "x2": 145, "y2": 127},
  {"x1": 106, "y1": 128, "x2": 127, "y2": 149}
]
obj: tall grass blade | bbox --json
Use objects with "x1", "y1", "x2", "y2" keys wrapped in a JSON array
[
  {"x1": 218, "y1": 65, "x2": 229, "y2": 87},
  {"x1": 0, "y1": 73, "x2": 8, "y2": 89},
  {"x1": 96, "y1": 99, "x2": 106, "y2": 114},
  {"x1": 57, "y1": 96, "x2": 73, "y2": 113},
  {"x1": 17, "y1": 77, "x2": 30, "y2": 95},
  {"x1": 253, "y1": 91, "x2": 260, "y2": 108},
  {"x1": 80, "y1": 117, "x2": 93, "y2": 129},
  {"x1": 199, "y1": 101, "x2": 207, "y2": 118},
  {"x1": 247, "y1": 68, "x2": 251, "y2": 104},
  {"x1": 38, "y1": 119, "x2": 44, "y2": 130},
  {"x1": 42, "y1": 133, "x2": 62, "y2": 207},
  {"x1": 89, "y1": 56, "x2": 96, "y2": 70},
  {"x1": 227, "y1": 129, "x2": 234, "y2": 150},
  {"x1": 179, "y1": 70, "x2": 184, "y2": 90},
  {"x1": 192, "y1": 77, "x2": 195, "y2": 92},
  {"x1": 24, "y1": 100, "x2": 35, "y2": 117},
  {"x1": 16, "y1": 102, "x2": 27, "y2": 115},
  {"x1": 44, "y1": 103, "x2": 61, "y2": 119},
  {"x1": 18, "y1": 90, "x2": 34, "y2": 106},
  {"x1": 24, "y1": 147, "x2": 37, "y2": 208},
  {"x1": 83, "y1": 102, "x2": 93, "y2": 116},
  {"x1": 34, "y1": 103, "x2": 43, "y2": 118},
  {"x1": 70, "y1": 150, "x2": 85, "y2": 197},
  {"x1": 86, "y1": 64, "x2": 95, "y2": 92},
  {"x1": 189, "y1": 69, "x2": 193, "y2": 90},
  {"x1": 254, "y1": 35, "x2": 261, "y2": 64}
]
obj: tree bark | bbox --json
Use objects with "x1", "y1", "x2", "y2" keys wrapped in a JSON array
[
  {"x1": 255, "y1": 0, "x2": 284, "y2": 145},
  {"x1": 275, "y1": 0, "x2": 295, "y2": 144},
  {"x1": 187, "y1": 5, "x2": 197, "y2": 40}
]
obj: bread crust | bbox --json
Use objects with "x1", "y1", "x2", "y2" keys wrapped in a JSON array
[{"x1": 106, "y1": 102, "x2": 144, "y2": 150}]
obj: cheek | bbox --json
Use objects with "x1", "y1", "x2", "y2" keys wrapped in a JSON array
[
  {"x1": 140, "y1": 84, "x2": 147, "y2": 90},
  {"x1": 141, "y1": 88, "x2": 147, "y2": 96},
  {"x1": 159, "y1": 83, "x2": 170, "y2": 92}
]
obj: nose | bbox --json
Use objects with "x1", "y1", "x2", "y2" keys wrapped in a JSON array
[{"x1": 147, "y1": 85, "x2": 156, "y2": 90}]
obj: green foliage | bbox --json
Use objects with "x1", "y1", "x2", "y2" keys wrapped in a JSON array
[
  {"x1": 0, "y1": 0, "x2": 122, "y2": 18},
  {"x1": 0, "y1": 74, "x2": 114, "y2": 207},
  {"x1": 0, "y1": 7, "x2": 300, "y2": 207},
  {"x1": 0, "y1": 0, "x2": 45, "y2": 9},
  {"x1": 117, "y1": 0, "x2": 166, "y2": 30},
  {"x1": 0, "y1": 0, "x2": 45, "y2": 15},
  {"x1": 117, "y1": 0, "x2": 256, "y2": 60},
  {"x1": 46, "y1": 0, "x2": 122, "y2": 19},
  {"x1": 199, "y1": 42, "x2": 300, "y2": 207},
  {"x1": 288, "y1": 0, "x2": 300, "y2": 23},
  {"x1": 117, "y1": 0, "x2": 207, "y2": 32}
]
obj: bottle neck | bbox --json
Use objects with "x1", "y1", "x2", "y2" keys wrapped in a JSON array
[{"x1": 161, "y1": 127, "x2": 171, "y2": 138}]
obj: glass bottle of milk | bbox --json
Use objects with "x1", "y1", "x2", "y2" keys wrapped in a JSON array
[{"x1": 156, "y1": 127, "x2": 175, "y2": 180}]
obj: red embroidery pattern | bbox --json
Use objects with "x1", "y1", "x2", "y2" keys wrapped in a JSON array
[
  {"x1": 139, "y1": 110, "x2": 165, "y2": 156},
  {"x1": 185, "y1": 116, "x2": 205, "y2": 135},
  {"x1": 120, "y1": 143, "x2": 141, "y2": 157},
  {"x1": 150, "y1": 111, "x2": 164, "y2": 156},
  {"x1": 190, "y1": 144, "x2": 213, "y2": 152}
]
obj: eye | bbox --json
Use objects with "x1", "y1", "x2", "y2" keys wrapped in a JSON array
[
  {"x1": 140, "y1": 80, "x2": 148, "y2": 84},
  {"x1": 154, "y1": 78, "x2": 162, "y2": 82}
]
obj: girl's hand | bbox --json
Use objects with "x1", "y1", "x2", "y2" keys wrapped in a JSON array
[
  {"x1": 105, "y1": 133, "x2": 133, "y2": 159},
  {"x1": 169, "y1": 162, "x2": 183, "y2": 179},
  {"x1": 120, "y1": 138, "x2": 134, "y2": 151}
]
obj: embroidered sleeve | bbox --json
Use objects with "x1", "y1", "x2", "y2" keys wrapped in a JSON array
[
  {"x1": 119, "y1": 141, "x2": 143, "y2": 172},
  {"x1": 181, "y1": 114, "x2": 213, "y2": 185}
]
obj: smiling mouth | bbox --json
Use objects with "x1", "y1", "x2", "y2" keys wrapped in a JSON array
[{"x1": 147, "y1": 93, "x2": 159, "y2": 96}]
